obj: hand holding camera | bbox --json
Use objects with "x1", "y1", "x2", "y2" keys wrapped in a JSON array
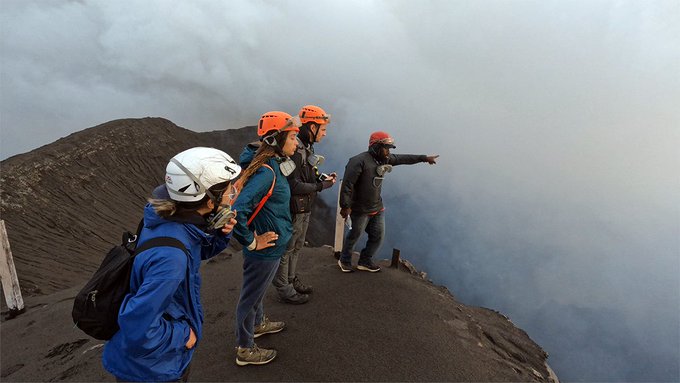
[
  {"x1": 319, "y1": 172, "x2": 337, "y2": 183},
  {"x1": 208, "y1": 207, "x2": 237, "y2": 233}
]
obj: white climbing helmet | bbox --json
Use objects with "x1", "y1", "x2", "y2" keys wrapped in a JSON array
[{"x1": 164, "y1": 147, "x2": 241, "y2": 202}]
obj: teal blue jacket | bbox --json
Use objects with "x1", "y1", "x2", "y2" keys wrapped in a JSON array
[{"x1": 232, "y1": 144, "x2": 293, "y2": 260}]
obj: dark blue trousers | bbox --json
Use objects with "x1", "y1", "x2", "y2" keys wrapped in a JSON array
[
  {"x1": 340, "y1": 210, "x2": 385, "y2": 265},
  {"x1": 235, "y1": 256, "x2": 280, "y2": 348}
]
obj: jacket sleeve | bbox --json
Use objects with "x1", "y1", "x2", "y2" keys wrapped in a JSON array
[
  {"x1": 231, "y1": 168, "x2": 275, "y2": 246},
  {"x1": 117, "y1": 249, "x2": 190, "y2": 357},
  {"x1": 340, "y1": 156, "x2": 362, "y2": 209},
  {"x1": 200, "y1": 233, "x2": 231, "y2": 261},
  {"x1": 388, "y1": 154, "x2": 427, "y2": 166},
  {"x1": 287, "y1": 151, "x2": 320, "y2": 195}
]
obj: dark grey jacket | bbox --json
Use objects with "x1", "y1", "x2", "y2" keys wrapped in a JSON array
[
  {"x1": 340, "y1": 151, "x2": 426, "y2": 214},
  {"x1": 286, "y1": 138, "x2": 323, "y2": 214}
]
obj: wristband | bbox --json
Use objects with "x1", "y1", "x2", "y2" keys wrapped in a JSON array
[{"x1": 247, "y1": 239, "x2": 257, "y2": 251}]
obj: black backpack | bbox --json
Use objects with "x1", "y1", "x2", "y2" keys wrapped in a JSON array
[{"x1": 72, "y1": 221, "x2": 188, "y2": 340}]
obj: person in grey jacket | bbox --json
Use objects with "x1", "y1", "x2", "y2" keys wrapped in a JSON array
[
  {"x1": 273, "y1": 105, "x2": 335, "y2": 304},
  {"x1": 338, "y1": 131, "x2": 438, "y2": 272}
]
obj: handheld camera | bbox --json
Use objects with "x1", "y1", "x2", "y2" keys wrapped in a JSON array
[{"x1": 208, "y1": 207, "x2": 236, "y2": 231}]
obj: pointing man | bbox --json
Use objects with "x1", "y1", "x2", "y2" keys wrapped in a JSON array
[{"x1": 338, "y1": 131, "x2": 438, "y2": 272}]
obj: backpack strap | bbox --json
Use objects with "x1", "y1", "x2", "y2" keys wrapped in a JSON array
[
  {"x1": 122, "y1": 219, "x2": 146, "y2": 245},
  {"x1": 133, "y1": 237, "x2": 193, "y2": 318},
  {"x1": 247, "y1": 164, "x2": 276, "y2": 226},
  {"x1": 134, "y1": 237, "x2": 189, "y2": 256}
]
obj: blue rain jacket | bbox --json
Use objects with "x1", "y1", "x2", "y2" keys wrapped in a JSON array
[
  {"x1": 102, "y1": 204, "x2": 230, "y2": 382},
  {"x1": 232, "y1": 144, "x2": 293, "y2": 260}
]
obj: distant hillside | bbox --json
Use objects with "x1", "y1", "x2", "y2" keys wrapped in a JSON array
[{"x1": 0, "y1": 118, "x2": 333, "y2": 295}]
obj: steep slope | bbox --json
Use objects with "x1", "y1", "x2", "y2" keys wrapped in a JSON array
[
  {"x1": 0, "y1": 117, "x2": 333, "y2": 295},
  {"x1": 0, "y1": 117, "x2": 557, "y2": 382}
]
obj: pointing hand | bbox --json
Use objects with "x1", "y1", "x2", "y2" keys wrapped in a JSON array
[{"x1": 425, "y1": 155, "x2": 439, "y2": 165}]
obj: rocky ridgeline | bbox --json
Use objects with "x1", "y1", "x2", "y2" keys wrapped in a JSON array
[{"x1": 0, "y1": 118, "x2": 260, "y2": 295}]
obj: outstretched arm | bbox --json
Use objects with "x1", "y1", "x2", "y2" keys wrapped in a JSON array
[{"x1": 388, "y1": 154, "x2": 439, "y2": 166}]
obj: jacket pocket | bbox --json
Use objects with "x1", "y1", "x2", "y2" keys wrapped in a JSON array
[{"x1": 290, "y1": 194, "x2": 311, "y2": 214}]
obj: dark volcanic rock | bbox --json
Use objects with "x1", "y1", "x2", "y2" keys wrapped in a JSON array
[
  {"x1": 0, "y1": 117, "x2": 333, "y2": 296},
  {"x1": 0, "y1": 117, "x2": 556, "y2": 382},
  {"x1": 0, "y1": 247, "x2": 556, "y2": 382}
]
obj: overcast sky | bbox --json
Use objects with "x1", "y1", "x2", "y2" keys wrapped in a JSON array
[{"x1": 1, "y1": 0, "x2": 679, "y2": 380}]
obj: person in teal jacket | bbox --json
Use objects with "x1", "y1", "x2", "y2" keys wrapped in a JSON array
[
  {"x1": 102, "y1": 147, "x2": 241, "y2": 382},
  {"x1": 230, "y1": 111, "x2": 300, "y2": 366}
]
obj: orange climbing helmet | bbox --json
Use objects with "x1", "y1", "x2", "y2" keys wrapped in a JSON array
[
  {"x1": 258, "y1": 111, "x2": 301, "y2": 138},
  {"x1": 299, "y1": 105, "x2": 331, "y2": 125},
  {"x1": 368, "y1": 131, "x2": 396, "y2": 148}
]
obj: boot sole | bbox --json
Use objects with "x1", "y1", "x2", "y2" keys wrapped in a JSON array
[
  {"x1": 337, "y1": 260, "x2": 354, "y2": 273},
  {"x1": 357, "y1": 265, "x2": 381, "y2": 272},
  {"x1": 235, "y1": 354, "x2": 276, "y2": 366},
  {"x1": 254, "y1": 327, "x2": 285, "y2": 338},
  {"x1": 280, "y1": 297, "x2": 309, "y2": 305}
]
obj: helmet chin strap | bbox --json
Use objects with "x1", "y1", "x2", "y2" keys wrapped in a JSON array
[
  {"x1": 263, "y1": 133, "x2": 287, "y2": 156},
  {"x1": 310, "y1": 124, "x2": 318, "y2": 143}
]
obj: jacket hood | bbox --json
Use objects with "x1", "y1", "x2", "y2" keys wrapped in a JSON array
[
  {"x1": 239, "y1": 142, "x2": 261, "y2": 168},
  {"x1": 143, "y1": 203, "x2": 169, "y2": 230}
]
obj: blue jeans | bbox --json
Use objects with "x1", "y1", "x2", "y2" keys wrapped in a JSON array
[
  {"x1": 235, "y1": 256, "x2": 280, "y2": 348},
  {"x1": 340, "y1": 210, "x2": 385, "y2": 265}
]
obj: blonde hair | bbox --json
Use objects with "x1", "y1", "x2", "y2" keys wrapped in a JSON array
[{"x1": 148, "y1": 198, "x2": 178, "y2": 218}]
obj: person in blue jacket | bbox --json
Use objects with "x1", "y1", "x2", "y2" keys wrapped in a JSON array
[
  {"x1": 102, "y1": 147, "x2": 242, "y2": 382},
  {"x1": 230, "y1": 111, "x2": 300, "y2": 366}
]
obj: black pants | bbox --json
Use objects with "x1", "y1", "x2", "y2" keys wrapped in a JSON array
[{"x1": 115, "y1": 364, "x2": 191, "y2": 382}]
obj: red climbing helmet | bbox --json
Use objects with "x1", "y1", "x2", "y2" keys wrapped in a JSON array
[{"x1": 368, "y1": 131, "x2": 396, "y2": 148}]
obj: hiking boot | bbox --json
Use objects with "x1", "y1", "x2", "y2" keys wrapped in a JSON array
[
  {"x1": 235, "y1": 344, "x2": 276, "y2": 366},
  {"x1": 280, "y1": 292, "x2": 310, "y2": 305},
  {"x1": 253, "y1": 316, "x2": 286, "y2": 338},
  {"x1": 338, "y1": 259, "x2": 354, "y2": 273},
  {"x1": 357, "y1": 262, "x2": 381, "y2": 273},
  {"x1": 292, "y1": 276, "x2": 313, "y2": 294}
]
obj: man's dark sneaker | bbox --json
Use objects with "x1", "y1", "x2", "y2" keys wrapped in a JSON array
[
  {"x1": 292, "y1": 276, "x2": 313, "y2": 294},
  {"x1": 236, "y1": 344, "x2": 276, "y2": 366},
  {"x1": 280, "y1": 292, "x2": 310, "y2": 305},
  {"x1": 338, "y1": 259, "x2": 354, "y2": 273},
  {"x1": 357, "y1": 263, "x2": 381, "y2": 272}
]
